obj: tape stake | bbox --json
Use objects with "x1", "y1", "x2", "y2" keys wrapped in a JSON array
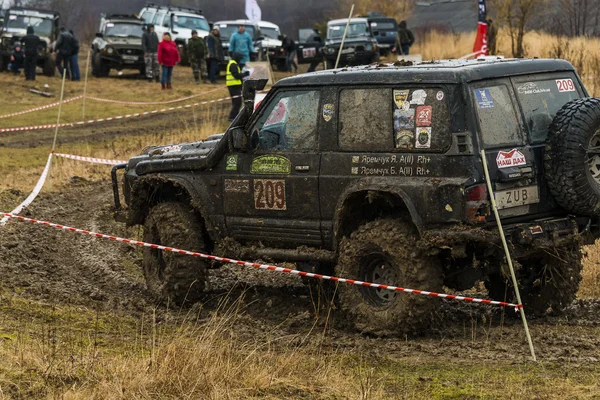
[
  {"x1": 1, "y1": 212, "x2": 522, "y2": 311},
  {"x1": 53, "y1": 152, "x2": 127, "y2": 165},
  {"x1": 0, "y1": 96, "x2": 82, "y2": 120}
]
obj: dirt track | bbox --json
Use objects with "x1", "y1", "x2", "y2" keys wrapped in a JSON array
[{"x1": 1, "y1": 181, "x2": 600, "y2": 364}]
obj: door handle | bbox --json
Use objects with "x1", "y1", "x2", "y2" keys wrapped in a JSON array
[{"x1": 295, "y1": 165, "x2": 310, "y2": 172}]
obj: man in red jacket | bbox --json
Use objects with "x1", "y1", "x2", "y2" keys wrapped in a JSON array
[{"x1": 157, "y1": 32, "x2": 180, "y2": 90}]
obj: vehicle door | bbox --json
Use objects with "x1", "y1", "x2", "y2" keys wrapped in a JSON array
[
  {"x1": 297, "y1": 28, "x2": 322, "y2": 64},
  {"x1": 222, "y1": 89, "x2": 323, "y2": 247},
  {"x1": 470, "y1": 79, "x2": 547, "y2": 219}
]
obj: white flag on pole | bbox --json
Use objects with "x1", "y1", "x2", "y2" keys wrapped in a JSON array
[{"x1": 245, "y1": 0, "x2": 261, "y2": 22}]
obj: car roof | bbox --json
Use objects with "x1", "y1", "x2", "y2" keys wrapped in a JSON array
[
  {"x1": 258, "y1": 21, "x2": 280, "y2": 29},
  {"x1": 275, "y1": 58, "x2": 577, "y2": 87},
  {"x1": 328, "y1": 18, "x2": 369, "y2": 26},
  {"x1": 215, "y1": 19, "x2": 259, "y2": 27}
]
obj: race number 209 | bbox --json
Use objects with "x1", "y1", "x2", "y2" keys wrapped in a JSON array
[
  {"x1": 556, "y1": 78, "x2": 576, "y2": 92},
  {"x1": 254, "y1": 179, "x2": 286, "y2": 210}
]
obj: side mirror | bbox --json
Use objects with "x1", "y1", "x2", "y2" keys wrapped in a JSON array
[
  {"x1": 313, "y1": 36, "x2": 322, "y2": 43},
  {"x1": 231, "y1": 127, "x2": 247, "y2": 150},
  {"x1": 242, "y1": 78, "x2": 268, "y2": 109},
  {"x1": 257, "y1": 36, "x2": 264, "y2": 41},
  {"x1": 96, "y1": 33, "x2": 104, "y2": 38},
  {"x1": 372, "y1": 30, "x2": 379, "y2": 36}
]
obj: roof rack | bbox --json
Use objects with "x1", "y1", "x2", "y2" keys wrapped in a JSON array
[
  {"x1": 7, "y1": 7, "x2": 59, "y2": 17},
  {"x1": 144, "y1": 3, "x2": 203, "y2": 15},
  {"x1": 102, "y1": 13, "x2": 142, "y2": 21}
]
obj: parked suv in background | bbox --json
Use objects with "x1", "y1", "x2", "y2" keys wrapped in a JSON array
[
  {"x1": 258, "y1": 21, "x2": 286, "y2": 71},
  {"x1": 214, "y1": 19, "x2": 264, "y2": 68},
  {"x1": 362, "y1": 12, "x2": 398, "y2": 56},
  {"x1": 323, "y1": 18, "x2": 379, "y2": 68},
  {"x1": 112, "y1": 59, "x2": 599, "y2": 336},
  {"x1": 139, "y1": 4, "x2": 209, "y2": 65},
  {"x1": 92, "y1": 14, "x2": 144, "y2": 78},
  {"x1": 0, "y1": 7, "x2": 59, "y2": 76}
]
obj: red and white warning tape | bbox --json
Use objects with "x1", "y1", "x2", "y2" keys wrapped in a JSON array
[
  {"x1": 0, "y1": 94, "x2": 240, "y2": 134},
  {"x1": 1, "y1": 212, "x2": 522, "y2": 311},
  {"x1": 53, "y1": 152, "x2": 127, "y2": 165},
  {"x1": 0, "y1": 96, "x2": 83, "y2": 120},
  {"x1": 0, "y1": 154, "x2": 53, "y2": 226},
  {"x1": 86, "y1": 86, "x2": 225, "y2": 105}
]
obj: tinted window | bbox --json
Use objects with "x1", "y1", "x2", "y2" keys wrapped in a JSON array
[
  {"x1": 218, "y1": 24, "x2": 256, "y2": 41},
  {"x1": 261, "y1": 27, "x2": 280, "y2": 40},
  {"x1": 328, "y1": 23, "x2": 370, "y2": 39},
  {"x1": 173, "y1": 15, "x2": 209, "y2": 31},
  {"x1": 254, "y1": 91, "x2": 320, "y2": 151},
  {"x1": 514, "y1": 78, "x2": 580, "y2": 143},
  {"x1": 473, "y1": 85, "x2": 522, "y2": 148},
  {"x1": 7, "y1": 15, "x2": 52, "y2": 37},
  {"x1": 105, "y1": 23, "x2": 144, "y2": 38},
  {"x1": 338, "y1": 88, "x2": 451, "y2": 152},
  {"x1": 153, "y1": 13, "x2": 164, "y2": 25},
  {"x1": 141, "y1": 11, "x2": 155, "y2": 24}
]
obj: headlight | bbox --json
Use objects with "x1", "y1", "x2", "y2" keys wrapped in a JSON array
[
  {"x1": 325, "y1": 47, "x2": 335, "y2": 55},
  {"x1": 107, "y1": 47, "x2": 114, "y2": 55},
  {"x1": 2, "y1": 38, "x2": 12, "y2": 46},
  {"x1": 365, "y1": 44, "x2": 373, "y2": 51}
]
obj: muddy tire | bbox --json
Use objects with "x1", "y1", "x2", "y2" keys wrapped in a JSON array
[
  {"x1": 485, "y1": 245, "x2": 582, "y2": 316},
  {"x1": 143, "y1": 202, "x2": 208, "y2": 304},
  {"x1": 545, "y1": 97, "x2": 600, "y2": 215},
  {"x1": 336, "y1": 219, "x2": 442, "y2": 336}
]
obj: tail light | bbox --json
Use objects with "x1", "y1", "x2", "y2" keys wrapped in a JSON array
[{"x1": 465, "y1": 184, "x2": 490, "y2": 224}]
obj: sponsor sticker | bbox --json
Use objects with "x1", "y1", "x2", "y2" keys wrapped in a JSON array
[
  {"x1": 322, "y1": 103, "x2": 334, "y2": 122},
  {"x1": 394, "y1": 89, "x2": 410, "y2": 108},
  {"x1": 416, "y1": 105, "x2": 432, "y2": 127},
  {"x1": 9, "y1": 15, "x2": 17, "y2": 20},
  {"x1": 496, "y1": 149, "x2": 526, "y2": 168},
  {"x1": 415, "y1": 127, "x2": 432, "y2": 149},
  {"x1": 106, "y1": 23, "x2": 115, "y2": 28},
  {"x1": 436, "y1": 91, "x2": 444, "y2": 101},
  {"x1": 517, "y1": 82, "x2": 550, "y2": 95},
  {"x1": 250, "y1": 155, "x2": 291, "y2": 175},
  {"x1": 556, "y1": 78, "x2": 576, "y2": 92},
  {"x1": 254, "y1": 179, "x2": 286, "y2": 210},
  {"x1": 224, "y1": 179, "x2": 250, "y2": 193},
  {"x1": 395, "y1": 129, "x2": 413, "y2": 150},
  {"x1": 410, "y1": 89, "x2": 427, "y2": 105},
  {"x1": 401, "y1": 101, "x2": 410, "y2": 111},
  {"x1": 226, "y1": 155, "x2": 238, "y2": 171},
  {"x1": 394, "y1": 109, "x2": 415, "y2": 130},
  {"x1": 475, "y1": 88, "x2": 494, "y2": 109},
  {"x1": 302, "y1": 48, "x2": 316, "y2": 58}
]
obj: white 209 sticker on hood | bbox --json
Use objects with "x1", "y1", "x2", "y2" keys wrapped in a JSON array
[{"x1": 496, "y1": 149, "x2": 526, "y2": 168}]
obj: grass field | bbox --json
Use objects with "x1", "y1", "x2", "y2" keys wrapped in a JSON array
[{"x1": 2, "y1": 31, "x2": 600, "y2": 399}]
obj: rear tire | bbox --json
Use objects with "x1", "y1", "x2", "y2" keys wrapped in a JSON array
[
  {"x1": 336, "y1": 219, "x2": 442, "y2": 336},
  {"x1": 545, "y1": 97, "x2": 600, "y2": 215},
  {"x1": 143, "y1": 202, "x2": 208, "y2": 305}
]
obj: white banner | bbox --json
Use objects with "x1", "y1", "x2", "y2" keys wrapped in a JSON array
[{"x1": 245, "y1": 0, "x2": 261, "y2": 22}]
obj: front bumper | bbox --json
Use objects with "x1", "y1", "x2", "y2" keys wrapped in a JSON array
[{"x1": 101, "y1": 55, "x2": 144, "y2": 69}]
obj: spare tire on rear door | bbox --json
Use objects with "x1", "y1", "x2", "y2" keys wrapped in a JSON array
[{"x1": 545, "y1": 98, "x2": 600, "y2": 216}]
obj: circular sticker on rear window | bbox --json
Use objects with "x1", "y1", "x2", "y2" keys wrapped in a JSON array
[{"x1": 436, "y1": 91, "x2": 444, "y2": 101}]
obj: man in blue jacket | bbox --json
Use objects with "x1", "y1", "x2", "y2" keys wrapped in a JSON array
[{"x1": 228, "y1": 25, "x2": 253, "y2": 68}]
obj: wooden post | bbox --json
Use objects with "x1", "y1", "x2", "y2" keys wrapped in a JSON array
[
  {"x1": 82, "y1": 50, "x2": 91, "y2": 120},
  {"x1": 52, "y1": 69, "x2": 67, "y2": 152},
  {"x1": 335, "y1": 4, "x2": 354, "y2": 69}
]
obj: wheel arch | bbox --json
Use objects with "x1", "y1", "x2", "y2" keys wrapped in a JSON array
[{"x1": 333, "y1": 183, "x2": 424, "y2": 250}]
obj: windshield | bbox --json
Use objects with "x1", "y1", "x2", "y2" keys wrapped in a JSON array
[
  {"x1": 328, "y1": 22, "x2": 370, "y2": 40},
  {"x1": 105, "y1": 22, "x2": 144, "y2": 38},
  {"x1": 7, "y1": 14, "x2": 53, "y2": 37},
  {"x1": 261, "y1": 27, "x2": 280, "y2": 40},
  {"x1": 218, "y1": 24, "x2": 256, "y2": 40},
  {"x1": 515, "y1": 77, "x2": 580, "y2": 143},
  {"x1": 172, "y1": 15, "x2": 209, "y2": 31}
]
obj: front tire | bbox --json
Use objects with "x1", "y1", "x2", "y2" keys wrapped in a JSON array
[
  {"x1": 336, "y1": 219, "x2": 442, "y2": 336},
  {"x1": 143, "y1": 202, "x2": 208, "y2": 304}
]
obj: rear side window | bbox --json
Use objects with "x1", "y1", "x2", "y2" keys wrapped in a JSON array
[
  {"x1": 338, "y1": 87, "x2": 451, "y2": 151},
  {"x1": 141, "y1": 11, "x2": 155, "y2": 24},
  {"x1": 473, "y1": 85, "x2": 522, "y2": 148},
  {"x1": 514, "y1": 78, "x2": 580, "y2": 143}
]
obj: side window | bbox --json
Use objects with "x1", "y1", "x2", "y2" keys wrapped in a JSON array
[
  {"x1": 253, "y1": 90, "x2": 321, "y2": 151},
  {"x1": 153, "y1": 13, "x2": 164, "y2": 26},
  {"x1": 473, "y1": 85, "x2": 522, "y2": 148},
  {"x1": 339, "y1": 89, "x2": 393, "y2": 150},
  {"x1": 338, "y1": 87, "x2": 451, "y2": 151},
  {"x1": 141, "y1": 11, "x2": 155, "y2": 24}
]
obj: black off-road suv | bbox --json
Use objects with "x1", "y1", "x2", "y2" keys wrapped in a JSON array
[
  {"x1": 91, "y1": 14, "x2": 145, "y2": 78},
  {"x1": 112, "y1": 58, "x2": 600, "y2": 335}
]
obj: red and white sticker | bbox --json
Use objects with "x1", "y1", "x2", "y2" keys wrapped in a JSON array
[
  {"x1": 416, "y1": 105, "x2": 432, "y2": 127},
  {"x1": 556, "y1": 78, "x2": 576, "y2": 92},
  {"x1": 254, "y1": 179, "x2": 286, "y2": 210},
  {"x1": 496, "y1": 149, "x2": 526, "y2": 168}
]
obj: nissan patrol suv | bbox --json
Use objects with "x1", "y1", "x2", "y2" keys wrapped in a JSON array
[
  {"x1": 112, "y1": 58, "x2": 600, "y2": 335},
  {"x1": 92, "y1": 14, "x2": 145, "y2": 78}
]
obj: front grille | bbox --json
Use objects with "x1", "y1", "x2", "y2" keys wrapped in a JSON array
[
  {"x1": 356, "y1": 45, "x2": 364, "y2": 52},
  {"x1": 116, "y1": 48, "x2": 143, "y2": 56}
]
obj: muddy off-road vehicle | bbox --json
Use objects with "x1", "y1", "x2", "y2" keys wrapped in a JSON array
[
  {"x1": 92, "y1": 14, "x2": 145, "y2": 78},
  {"x1": 112, "y1": 58, "x2": 600, "y2": 335},
  {"x1": 0, "y1": 7, "x2": 59, "y2": 76}
]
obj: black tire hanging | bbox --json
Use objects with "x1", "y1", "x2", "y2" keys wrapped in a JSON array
[
  {"x1": 336, "y1": 219, "x2": 442, "y2": 336},
  {"x1": 143, "y1": 202, "x2": 208, "y2": 305},
  {"x1": 545, "y1": 97, "x2": 600, "y2": 216}
]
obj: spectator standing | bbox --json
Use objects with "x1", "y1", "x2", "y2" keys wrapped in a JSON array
[
  {"x1": 143, "y1": 24, "x2": 160, "y2": 82},
  {"x1": 187, "y1": 30, "x2": 208, "y2": 84},
  {"x1": 206, "y1": 27, "x2": 224, "y2": 84},
  {"x1": 226, "y1": 52, "x2": 250, "y2": 121},
  {"x1": 69, "y1": 30, "x2": 80, "y2": 81},
  {"x1": 157, "y1": 32, "x2": 180, "y2": 90},
  {"x1": 54, "y1": 27, "x2": 75, "y2": 79},
  {"x1": 487, "y1": 18, "x2": 497, "y2": 55},
  {"x1": 282, "y1": 35, "x2": 298, "y2": 73},
  {"x1": 229, "y1": 25, "x2": 253, "y2": 68},
  {"x1": 394, "y1": 21, "x2": 415, "y2": 55},
  {"x1": 22, "y1": 26, "x2": 40, "y2": 80},
  {"x1": 8, "y1": 42, "x2": 24, "y2": 75}
]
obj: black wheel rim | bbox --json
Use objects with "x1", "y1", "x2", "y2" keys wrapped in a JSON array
[{"x1": 359, "y1": 252, "x2": 399, "y2": 307}]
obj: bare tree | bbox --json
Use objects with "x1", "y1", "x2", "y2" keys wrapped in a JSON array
[{"x1": 492, "y1": 0, "x2": 546, "y2": 57}]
